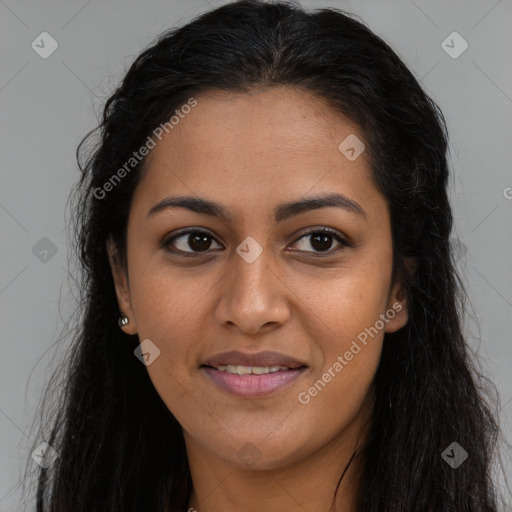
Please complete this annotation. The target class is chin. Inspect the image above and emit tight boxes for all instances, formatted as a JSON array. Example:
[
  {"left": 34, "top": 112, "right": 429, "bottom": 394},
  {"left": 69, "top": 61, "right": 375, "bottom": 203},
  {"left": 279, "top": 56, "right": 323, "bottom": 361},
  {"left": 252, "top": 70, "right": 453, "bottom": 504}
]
[{"left": 215, "top": 435, "right": 312, "bottom": 471}]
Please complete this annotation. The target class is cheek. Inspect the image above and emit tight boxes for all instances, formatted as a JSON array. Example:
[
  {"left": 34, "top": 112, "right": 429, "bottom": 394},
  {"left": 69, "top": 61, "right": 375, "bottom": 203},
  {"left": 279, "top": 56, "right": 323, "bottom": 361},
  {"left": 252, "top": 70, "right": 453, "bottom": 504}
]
[
  {"left": 290, "top": 277, "right": 387, "bottom": 454},
  {"left": 298, "top": 289, "right": 386, "bottom": 417},
  {"left": 127, "top": 271, "right": 203, "bottom": 398},
  {"left": 129, "top": 263, "right": 204, "bottom": 340},
  {"left": 301, "top": 260, "right": 391, "bottom": 350},
  {"left": 294, "top": 260, "right": 390, "bottom": 409}
]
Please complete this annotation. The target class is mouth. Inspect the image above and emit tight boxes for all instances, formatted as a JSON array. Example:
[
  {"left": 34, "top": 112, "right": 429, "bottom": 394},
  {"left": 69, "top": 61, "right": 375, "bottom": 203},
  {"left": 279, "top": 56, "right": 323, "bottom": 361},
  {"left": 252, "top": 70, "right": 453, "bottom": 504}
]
[
  {"left": 200, "top": 350, "right": 308, "bottom": 398},
  {"left": 204, "top": 364, "right": 302, "bottom": 374}
]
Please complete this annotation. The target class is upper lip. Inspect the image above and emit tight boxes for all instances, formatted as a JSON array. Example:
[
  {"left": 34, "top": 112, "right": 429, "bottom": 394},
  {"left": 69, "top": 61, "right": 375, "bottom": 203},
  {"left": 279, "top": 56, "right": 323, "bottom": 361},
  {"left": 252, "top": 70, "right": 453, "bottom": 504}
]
[{"left": 202, "top": 350, "right": 307, "bottom": 369}]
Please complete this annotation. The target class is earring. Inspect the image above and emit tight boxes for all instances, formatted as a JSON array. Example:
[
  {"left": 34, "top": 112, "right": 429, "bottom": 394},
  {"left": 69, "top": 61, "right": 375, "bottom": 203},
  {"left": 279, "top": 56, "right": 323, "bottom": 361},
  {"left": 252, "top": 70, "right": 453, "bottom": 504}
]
[{"left": 118, "top": 313, "right": 129, "bottom": 328}]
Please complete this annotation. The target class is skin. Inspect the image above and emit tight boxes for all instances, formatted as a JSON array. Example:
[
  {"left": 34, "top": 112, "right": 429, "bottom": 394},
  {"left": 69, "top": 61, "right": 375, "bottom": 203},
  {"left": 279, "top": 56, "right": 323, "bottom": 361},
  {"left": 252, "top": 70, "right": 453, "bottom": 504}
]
[{"left": 107, "top": 87, "right": 411, "bottom": 512}]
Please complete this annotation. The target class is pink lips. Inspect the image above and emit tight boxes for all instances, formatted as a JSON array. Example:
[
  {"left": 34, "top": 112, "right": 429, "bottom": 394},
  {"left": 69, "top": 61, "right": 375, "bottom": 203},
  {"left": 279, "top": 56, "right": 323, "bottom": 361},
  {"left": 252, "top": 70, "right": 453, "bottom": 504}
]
[
  {"left": 202, "top": 350, "right": 306, "bottom": 369},
  {"left": 201, "top": 366, "right": 307, "bottom": 398},
  {"left": 201, "top": 350, "right": 308, "bottom": 398}
]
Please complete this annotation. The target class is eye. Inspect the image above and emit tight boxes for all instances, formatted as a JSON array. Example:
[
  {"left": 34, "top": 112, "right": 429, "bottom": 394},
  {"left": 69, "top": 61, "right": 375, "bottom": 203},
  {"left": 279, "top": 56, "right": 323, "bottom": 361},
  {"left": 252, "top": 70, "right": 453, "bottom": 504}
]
[
  {"left": 162, "top": 227, "right": 348, "bottom": 256},
  {"left": 163, "top": 230, "right": 222, "bottom": 255},
  {"left": 290, "top": 227, "right": 348, "bottom": 254}
]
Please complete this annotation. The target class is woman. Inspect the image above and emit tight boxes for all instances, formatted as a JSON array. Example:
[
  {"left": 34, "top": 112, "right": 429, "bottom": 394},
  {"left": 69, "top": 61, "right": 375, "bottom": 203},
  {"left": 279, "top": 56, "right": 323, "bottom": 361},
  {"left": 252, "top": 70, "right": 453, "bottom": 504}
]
[{"left": 29, "top": 1, "right": 505, "bottom": 510}]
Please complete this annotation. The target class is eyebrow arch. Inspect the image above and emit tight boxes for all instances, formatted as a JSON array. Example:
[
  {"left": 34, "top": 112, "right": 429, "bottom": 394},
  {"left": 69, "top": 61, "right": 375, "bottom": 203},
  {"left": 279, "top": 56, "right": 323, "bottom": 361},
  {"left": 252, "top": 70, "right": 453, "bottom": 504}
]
[{"left": 146, "top": 193, "right": 367, "bottom": 223}]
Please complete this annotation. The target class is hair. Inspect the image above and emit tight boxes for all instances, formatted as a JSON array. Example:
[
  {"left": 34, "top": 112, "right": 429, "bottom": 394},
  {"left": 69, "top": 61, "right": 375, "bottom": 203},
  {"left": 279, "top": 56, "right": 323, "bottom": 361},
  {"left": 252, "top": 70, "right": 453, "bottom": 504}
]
[{"left": 25, "top": 1, "right": 507, "bottom": 510}]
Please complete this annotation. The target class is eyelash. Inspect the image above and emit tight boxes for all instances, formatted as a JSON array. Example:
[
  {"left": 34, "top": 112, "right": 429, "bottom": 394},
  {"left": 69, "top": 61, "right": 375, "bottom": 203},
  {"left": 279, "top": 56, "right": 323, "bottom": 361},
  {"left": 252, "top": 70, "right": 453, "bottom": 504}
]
[{"left": 162, "top": 227, "right": 349, "bottom": 257}]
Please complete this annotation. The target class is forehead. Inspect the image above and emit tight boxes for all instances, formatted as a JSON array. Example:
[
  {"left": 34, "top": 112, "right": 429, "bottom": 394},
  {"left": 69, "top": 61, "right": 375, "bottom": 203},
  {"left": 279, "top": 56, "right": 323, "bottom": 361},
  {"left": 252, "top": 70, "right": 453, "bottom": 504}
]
[
  {"left": 131, "top": 87, "right": 382, "bottom": 224},
  {"left": 151, "top": 86, "right": 364, "bottom": 160}
]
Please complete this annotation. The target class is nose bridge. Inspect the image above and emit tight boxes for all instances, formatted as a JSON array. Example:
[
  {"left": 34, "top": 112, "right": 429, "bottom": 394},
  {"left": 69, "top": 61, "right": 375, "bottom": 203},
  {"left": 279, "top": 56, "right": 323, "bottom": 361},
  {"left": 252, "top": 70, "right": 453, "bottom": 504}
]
[
  {"left": 230, "top": 238, "right": 275, "bottom": 306},
  {"left": 215, "top": 237, "right": 289, "bottom": 332}
]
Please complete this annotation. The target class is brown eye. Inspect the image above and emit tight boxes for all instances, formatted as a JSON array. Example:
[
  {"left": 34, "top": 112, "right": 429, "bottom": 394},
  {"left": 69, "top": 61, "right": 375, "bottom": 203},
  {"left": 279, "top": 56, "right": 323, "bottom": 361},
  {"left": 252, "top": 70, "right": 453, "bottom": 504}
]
[
  {"left": 164, "top": 230, "right": 222, "bottom": 254},
  {"left": 291, "top": 228, "right": 347, "bottom": 254}
]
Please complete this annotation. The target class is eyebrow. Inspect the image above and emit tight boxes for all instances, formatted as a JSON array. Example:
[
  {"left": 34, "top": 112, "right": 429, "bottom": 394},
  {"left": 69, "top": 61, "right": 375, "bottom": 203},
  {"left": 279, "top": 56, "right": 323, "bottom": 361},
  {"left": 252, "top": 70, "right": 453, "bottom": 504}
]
[{"left": 146, "top": 193, "right": 367, "bottom": 223}]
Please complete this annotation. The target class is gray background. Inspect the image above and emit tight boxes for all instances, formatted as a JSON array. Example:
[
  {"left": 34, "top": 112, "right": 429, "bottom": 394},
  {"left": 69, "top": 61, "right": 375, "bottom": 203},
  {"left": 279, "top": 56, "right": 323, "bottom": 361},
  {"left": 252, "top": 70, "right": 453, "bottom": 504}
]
[{"left": 1, "top": 0, "right": 511, "bottom": 510}]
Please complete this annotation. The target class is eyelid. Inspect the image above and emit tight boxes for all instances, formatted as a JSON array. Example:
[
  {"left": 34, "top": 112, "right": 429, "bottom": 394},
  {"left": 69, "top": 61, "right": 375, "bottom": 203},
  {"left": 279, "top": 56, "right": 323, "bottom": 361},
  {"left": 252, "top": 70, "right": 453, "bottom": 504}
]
[
  {"left": 162, "top": 226, "right": 349, "bottom": 255},
  {"left": 291, "top": 226, "right": 350, "bottom": 247},
  {"left": 161, "top": 228, "right": 222, "bottom": 255}
]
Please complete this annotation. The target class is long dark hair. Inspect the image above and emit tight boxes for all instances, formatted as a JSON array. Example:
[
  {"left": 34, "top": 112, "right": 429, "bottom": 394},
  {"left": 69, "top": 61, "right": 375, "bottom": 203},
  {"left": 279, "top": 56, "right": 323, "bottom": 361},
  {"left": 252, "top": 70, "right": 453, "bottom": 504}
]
[{"left": 25, "top": 1, "right": 506, "bottom": 510}]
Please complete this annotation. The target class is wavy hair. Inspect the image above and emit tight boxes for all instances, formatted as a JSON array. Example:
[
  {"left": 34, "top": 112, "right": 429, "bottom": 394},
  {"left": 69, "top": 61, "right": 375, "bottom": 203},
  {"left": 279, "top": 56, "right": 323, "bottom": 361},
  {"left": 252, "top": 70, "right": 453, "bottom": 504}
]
[{"left": 26, "top": 1, "right": 506, "bottom": 510}]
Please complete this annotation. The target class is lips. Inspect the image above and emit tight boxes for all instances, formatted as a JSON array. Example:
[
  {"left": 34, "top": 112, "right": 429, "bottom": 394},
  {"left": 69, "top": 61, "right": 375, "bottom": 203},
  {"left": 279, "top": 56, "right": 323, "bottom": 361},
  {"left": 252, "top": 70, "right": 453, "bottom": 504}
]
[
  {"left": 200, "top": 350, "right": 308, "bottom": 398},
  {"left": 201, "top": 365, "right": 306, "bottom": 397},
  {"left": 202, "top": 350, "right": 307, "bottom": 370}
]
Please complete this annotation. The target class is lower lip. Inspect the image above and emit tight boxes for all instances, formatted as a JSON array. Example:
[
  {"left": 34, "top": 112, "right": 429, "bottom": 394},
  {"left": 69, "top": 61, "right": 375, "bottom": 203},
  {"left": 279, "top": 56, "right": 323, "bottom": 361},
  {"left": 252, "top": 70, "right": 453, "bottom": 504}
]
[{"left": 201, "top": 366, "right": 307, "bottom": 398}]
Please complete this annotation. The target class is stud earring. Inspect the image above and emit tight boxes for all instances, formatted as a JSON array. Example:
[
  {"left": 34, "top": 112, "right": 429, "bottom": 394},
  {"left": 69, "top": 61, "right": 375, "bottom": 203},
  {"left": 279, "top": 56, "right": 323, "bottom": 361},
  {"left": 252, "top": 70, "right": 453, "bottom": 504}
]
[{"left": 118, "top": 314, "right": 129, "bottom": 328}]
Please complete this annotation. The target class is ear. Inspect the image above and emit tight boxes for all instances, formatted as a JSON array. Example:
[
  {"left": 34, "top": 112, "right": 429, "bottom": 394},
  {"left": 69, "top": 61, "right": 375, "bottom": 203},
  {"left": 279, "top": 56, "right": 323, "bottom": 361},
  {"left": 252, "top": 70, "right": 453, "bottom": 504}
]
[
  {"left": 106, "top": 236, "right": 138, "bottom": 335},
  {"left": 384, "top": 257, "right": 416, "bottom": 333}
]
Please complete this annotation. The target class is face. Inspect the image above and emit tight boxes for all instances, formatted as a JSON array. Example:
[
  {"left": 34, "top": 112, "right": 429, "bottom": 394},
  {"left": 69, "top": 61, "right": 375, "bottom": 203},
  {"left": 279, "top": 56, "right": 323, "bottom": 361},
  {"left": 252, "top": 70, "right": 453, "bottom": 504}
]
[{"left": 108, "top": 87, "right": 409, "bottom": 471}]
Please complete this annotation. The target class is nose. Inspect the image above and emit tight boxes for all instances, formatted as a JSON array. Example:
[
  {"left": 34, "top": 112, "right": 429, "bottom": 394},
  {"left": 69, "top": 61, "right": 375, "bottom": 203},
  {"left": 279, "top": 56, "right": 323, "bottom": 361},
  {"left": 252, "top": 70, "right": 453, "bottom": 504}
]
[{"left": 214, "top": 250, "right": 291, "bottom": 336}]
